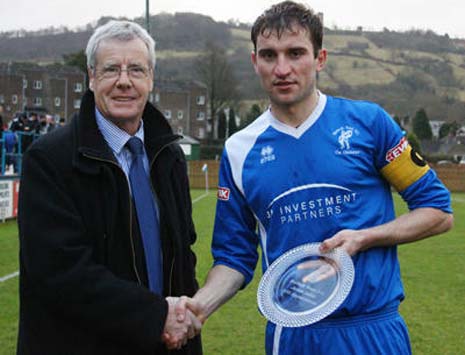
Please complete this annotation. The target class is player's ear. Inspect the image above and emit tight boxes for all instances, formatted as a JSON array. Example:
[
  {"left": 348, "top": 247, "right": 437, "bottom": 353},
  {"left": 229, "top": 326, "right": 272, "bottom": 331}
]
[
  {"left": 316, "top": 49, "right": 327, "bottom": 72},
  {"left": 251, "top": 51, "right": 259, "bottom": 74}
]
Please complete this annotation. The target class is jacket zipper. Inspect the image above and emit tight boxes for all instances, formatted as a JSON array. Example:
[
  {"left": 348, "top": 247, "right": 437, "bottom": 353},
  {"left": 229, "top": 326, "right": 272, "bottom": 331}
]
[
  {"left": 82, "top": 153, "right": 142, "bottom": 286},
  {"left": 149, "top": 138, "right": 181, "bottom": 296},
  {"left": 168, "top": 257, "right": 175, "bottom": 296}
]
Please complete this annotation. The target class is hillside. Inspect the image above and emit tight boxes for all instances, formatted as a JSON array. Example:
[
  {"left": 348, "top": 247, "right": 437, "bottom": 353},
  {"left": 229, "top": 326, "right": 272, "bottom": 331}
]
[{"left": 1, "top": 13, "right": 464, "bottom": 123}]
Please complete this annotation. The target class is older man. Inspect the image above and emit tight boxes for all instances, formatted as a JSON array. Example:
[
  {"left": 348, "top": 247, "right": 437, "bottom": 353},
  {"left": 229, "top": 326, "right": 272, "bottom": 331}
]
[{"left": 17, "top": 21, "right": 202, "bottom": 355}]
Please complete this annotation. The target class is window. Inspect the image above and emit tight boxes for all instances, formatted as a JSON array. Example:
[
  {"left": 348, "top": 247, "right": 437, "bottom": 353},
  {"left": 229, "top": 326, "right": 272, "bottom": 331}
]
[
  {"left": 33, "top": 80, "right": 42, "bottom": 90},
  {"left": 177, "top": 126, "right": 183, "bottom": 135},
  {"left": 177, "top": 110, "right": 184, "bottom": 119},
  {"left": 164, "top": 110, "right": 172, "bottom": 119},
  {"left": 11, "top": 95, "right": 18, "bottom": 104},
  {"left": 198, "top": 127, "right": 205, "bottom": 139},
  {"left": 23, "top": 79, "right": 28, "bottom": 89},
  {"left": 73, "top": 99, "right": 81, "bottom": 109},
  {"left": 155, "top": 93, "right": 160, "bottom": 103},
  {"left": 196, "top": 111, "right": 205, "bottom": 121},
  {"left": 196, "top": 95, "right": 205, "bottom": 105},
  {"left": 54, "top": 97, "right": 61, "bottom": 107},
  {"left": 0, "top": 95, "right": 4, "bottom": 104},
  {"left": 33, "top": 97, "right": 42, "bottom": 106},
  {"left": 74, "top": 83, "right": 83, "bottom": 92}
]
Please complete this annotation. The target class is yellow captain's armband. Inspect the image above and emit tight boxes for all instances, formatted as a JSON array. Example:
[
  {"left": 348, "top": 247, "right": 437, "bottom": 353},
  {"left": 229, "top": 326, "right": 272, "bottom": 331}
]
[{"left": 381, "top": 137, "right": 430, "bottom": 192}]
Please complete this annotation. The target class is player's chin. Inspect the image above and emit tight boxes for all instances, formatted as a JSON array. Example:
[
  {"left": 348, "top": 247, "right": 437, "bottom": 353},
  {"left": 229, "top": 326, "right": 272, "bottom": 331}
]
[{"left": 270, "top": 94, "right": 298, "bottom": 106}]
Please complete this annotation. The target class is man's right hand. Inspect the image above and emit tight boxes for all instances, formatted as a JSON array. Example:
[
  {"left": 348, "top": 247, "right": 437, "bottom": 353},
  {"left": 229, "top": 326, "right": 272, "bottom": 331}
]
[
  {"left": 176, "top": 295, "right": 209, "bottom": 325},
  {"left": 164, "top": 264, "right": 246, "bottom": 349},
  {"left": 162, "top": 297, "right": 202, "bottom": 350}
]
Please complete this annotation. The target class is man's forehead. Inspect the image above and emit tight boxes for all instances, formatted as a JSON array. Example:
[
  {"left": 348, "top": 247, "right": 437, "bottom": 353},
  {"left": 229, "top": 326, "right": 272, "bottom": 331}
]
[
  {"left": 95, "top": 38, "right": 149, "bottom": 63},
  {"left": 256, "top": 26, "right": 312, "bottom": 48}
]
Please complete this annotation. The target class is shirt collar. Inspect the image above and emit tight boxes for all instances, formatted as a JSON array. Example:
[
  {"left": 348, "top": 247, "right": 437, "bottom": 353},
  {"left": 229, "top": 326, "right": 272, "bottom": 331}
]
[{"left": 95, "top": 108, "right": 145, "bottom": 155}]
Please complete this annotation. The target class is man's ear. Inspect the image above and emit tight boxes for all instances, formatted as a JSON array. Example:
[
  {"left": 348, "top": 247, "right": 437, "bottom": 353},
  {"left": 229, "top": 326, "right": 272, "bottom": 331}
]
[
  {"left": 87, "top": 67, "right": 95, "bottom": 91},
  {"left": 316, "top": 48, "right": 327, "bottom": 72},
  {"left": 251, "top": 51, "right": 259, "bottom": 75}
]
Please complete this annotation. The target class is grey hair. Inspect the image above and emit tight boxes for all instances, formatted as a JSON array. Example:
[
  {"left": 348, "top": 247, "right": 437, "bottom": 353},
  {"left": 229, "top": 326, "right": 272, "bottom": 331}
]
[{"left": 86, "top": 20, "right": 156, "bottom": 69}]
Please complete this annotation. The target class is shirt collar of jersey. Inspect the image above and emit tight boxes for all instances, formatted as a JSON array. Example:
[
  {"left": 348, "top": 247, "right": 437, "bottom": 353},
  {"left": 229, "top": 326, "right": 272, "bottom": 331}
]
[
  {"left": 95, "top": 108, "right": 145, "bottom": 156},
  {"left": 267, "top": 92, "right": 327, "bottom": 139}
]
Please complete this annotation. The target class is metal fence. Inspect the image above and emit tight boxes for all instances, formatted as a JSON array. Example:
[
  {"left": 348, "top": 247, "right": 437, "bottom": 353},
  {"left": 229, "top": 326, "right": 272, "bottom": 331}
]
[{"left": 0, "top": 131, "right": 41, "bottom": 176}]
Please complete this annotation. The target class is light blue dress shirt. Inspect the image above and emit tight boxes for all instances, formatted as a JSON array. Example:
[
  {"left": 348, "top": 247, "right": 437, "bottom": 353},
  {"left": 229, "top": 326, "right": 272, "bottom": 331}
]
[{"left": 95, "top": 108, "right": 150, "bottom": 179}]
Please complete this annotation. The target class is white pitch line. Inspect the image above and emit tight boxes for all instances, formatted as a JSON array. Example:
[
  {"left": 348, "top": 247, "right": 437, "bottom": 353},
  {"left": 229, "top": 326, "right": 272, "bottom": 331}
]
[
  {"left": 0, "top": 271, "right": 19, "bottom": 283},
  {"left": 0, "top": 191, "right": 212, "bottom": 283},
  {"left": 192, "top": 192, "right": 210, "bottom": 203}
]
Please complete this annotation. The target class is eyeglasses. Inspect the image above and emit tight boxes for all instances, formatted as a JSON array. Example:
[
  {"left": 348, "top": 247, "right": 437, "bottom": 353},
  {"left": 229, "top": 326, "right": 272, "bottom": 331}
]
[{"left": 95, "top": 65, "right": 151, "bottom": 80}]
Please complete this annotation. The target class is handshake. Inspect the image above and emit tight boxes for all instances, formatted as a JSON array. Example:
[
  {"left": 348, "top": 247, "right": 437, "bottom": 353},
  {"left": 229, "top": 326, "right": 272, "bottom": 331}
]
[
  {"left": 161, "top": 264, "right": 245, "bottom": 350},
  {"left": 162, "top": 296, "right": 206, "bottom": 350}
]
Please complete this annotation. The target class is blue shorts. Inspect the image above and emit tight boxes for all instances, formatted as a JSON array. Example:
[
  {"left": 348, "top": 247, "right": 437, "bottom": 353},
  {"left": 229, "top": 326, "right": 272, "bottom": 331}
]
[{"left": 266, "top": 307, "right": 411, "bottom": 355}]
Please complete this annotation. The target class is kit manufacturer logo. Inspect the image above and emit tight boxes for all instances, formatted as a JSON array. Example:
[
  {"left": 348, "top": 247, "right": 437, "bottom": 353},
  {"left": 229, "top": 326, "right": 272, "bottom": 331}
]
[{"left": 260, "top": 145, "right": 276, "bottom": 164}]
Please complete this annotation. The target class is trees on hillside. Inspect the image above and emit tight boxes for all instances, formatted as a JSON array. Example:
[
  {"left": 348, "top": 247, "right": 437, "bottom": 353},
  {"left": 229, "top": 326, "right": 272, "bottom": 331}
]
[
  {"left": 63, "top": 49, "right": 88, "bottom": 87},
  {"left": 407, "top": 132, "right": 422, "bottom": 153},
  {"left": 439, "top": 120, "right": 460, "bottom": 139},
  {"left": 240, "top": 104, "right": 263, "bottom": 129},
  {"left": 228, "top": 107, "right": 238, "bottom": 137},
  {"left": 412, "top": 108, "right": 433, "bottom": 140},
  {"left": 194, "top": 41, "right": 238, "bottom": 139},
  {"left": 216, "top": 107, "right": 239, "bottom": 139},
  {"left": 217, "top": 110, "right": 227, "bottom": 139}
]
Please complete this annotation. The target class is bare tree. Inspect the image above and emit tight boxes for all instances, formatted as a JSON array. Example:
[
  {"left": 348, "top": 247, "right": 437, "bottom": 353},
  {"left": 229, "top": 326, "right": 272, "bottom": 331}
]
[
  {"left": 194, "top": 41, "right": 238, "bottom": 138},
  {"left": 63, "top": 49, "right": 89, "bottom": 88}
]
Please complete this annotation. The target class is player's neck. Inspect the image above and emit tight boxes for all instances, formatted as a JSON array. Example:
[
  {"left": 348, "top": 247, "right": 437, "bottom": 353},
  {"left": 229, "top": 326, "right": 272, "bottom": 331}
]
[{"left": 270, "top": 90, "right": 320, "bottom": 128}]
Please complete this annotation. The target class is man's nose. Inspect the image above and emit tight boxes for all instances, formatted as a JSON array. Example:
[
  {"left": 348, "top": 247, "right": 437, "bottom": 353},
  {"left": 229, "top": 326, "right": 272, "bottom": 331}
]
[
  {"left": 274, "top": 56, "right": 291, "bottom": 77},
  {"left": 116, "top": 69, "right": 132, "bottom": 87}
]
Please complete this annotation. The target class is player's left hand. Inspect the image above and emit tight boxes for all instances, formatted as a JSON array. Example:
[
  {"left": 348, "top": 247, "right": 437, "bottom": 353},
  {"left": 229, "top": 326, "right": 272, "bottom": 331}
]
[{"left": 319, "top": 229, "right": 366, "bottom": 256}]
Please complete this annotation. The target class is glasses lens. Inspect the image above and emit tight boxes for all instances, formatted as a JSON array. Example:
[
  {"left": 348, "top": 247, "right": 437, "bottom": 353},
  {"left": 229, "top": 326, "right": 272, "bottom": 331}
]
[
  {"left": 128, "top": 66, "right": 148, "bottom": 79},
  {"left": 98, "top": 65, "right": 149, "bottom": 79},
  {"left": 100, "top": 66, "right": 120, "bottom": 79}
]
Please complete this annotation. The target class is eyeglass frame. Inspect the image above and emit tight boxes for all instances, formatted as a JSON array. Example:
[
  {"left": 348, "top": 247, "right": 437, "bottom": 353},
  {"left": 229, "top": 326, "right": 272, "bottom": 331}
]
[{"left": 91, "top": 63, "right": 153, "bottom": 80}]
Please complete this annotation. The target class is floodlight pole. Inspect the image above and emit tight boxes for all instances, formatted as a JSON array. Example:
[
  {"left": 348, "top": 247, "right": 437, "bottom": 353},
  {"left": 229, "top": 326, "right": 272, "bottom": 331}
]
[{"left": 145, "top": 0, "right": 150, "bottom": 33}]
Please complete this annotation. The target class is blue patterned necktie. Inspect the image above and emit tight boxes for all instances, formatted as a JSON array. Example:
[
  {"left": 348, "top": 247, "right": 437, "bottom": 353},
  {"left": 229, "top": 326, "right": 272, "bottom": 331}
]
[{"left": 126, "top": 137, "right": 163, "bottom": 294}]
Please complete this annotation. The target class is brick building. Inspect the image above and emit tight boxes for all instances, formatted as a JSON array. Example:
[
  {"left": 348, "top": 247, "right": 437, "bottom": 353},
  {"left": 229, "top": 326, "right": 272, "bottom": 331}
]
[
  {"left": 152, "top": 80, "right": 209, "bottom": 140},
  {"left": 0, "top": 62, "right": 86, "bottom": 123},
  {"left": 0, "top": 63, "right": 209, "bottom": 142}
]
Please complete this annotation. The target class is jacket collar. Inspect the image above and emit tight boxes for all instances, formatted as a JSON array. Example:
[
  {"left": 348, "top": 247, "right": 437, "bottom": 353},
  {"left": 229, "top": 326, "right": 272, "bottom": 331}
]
[{"left": 73, "top": 90, "right": 181, "bottom": 171}]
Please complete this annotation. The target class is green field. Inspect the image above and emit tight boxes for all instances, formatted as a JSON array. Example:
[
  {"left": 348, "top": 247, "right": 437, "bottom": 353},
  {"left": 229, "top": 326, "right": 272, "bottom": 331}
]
[{"left": 1, "top": 191, "right": 464, "bottom": 354}]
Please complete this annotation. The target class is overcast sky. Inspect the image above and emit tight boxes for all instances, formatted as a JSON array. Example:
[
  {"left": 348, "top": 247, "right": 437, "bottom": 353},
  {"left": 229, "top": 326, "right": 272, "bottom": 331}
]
[{"left": 1, "top": 0, "right": 464, "bottom": 39}]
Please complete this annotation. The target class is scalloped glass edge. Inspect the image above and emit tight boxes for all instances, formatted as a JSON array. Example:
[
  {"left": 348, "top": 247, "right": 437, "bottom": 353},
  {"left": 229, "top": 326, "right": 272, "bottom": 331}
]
[{"left": 257, "top": 243, "right": 355, "bottom": 327}]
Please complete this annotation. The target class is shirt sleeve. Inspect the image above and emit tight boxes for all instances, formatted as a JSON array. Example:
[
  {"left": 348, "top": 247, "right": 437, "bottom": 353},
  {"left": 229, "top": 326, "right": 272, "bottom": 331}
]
[
  {"left": 211, "top": 149, "right": 259, "bottom": 287},
  {"left": 373, "top": 106, "right": 452, "bottom": 213}
]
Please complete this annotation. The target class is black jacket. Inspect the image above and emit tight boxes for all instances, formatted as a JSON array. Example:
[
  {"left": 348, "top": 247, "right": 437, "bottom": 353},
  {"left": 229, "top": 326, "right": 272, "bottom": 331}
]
[{"left": 17, "top": 91, "right": 202, "bottom": 355}]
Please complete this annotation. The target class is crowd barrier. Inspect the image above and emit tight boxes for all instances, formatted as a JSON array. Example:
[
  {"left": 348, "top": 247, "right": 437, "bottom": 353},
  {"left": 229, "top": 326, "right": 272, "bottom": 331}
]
[{"left": 1, "top": 131, "right": 41, "bottom": 176}]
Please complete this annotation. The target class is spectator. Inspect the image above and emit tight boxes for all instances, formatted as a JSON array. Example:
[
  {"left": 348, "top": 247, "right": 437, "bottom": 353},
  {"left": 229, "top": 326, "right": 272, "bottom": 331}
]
[{"left": 3, "top": 130, "right": 17, "bottom": 173}]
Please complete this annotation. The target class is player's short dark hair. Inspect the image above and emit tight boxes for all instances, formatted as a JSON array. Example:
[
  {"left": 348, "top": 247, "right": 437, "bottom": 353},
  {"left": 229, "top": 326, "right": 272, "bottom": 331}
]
[{"left": 251, "top": 1, "right": 323, "bottom": 58}]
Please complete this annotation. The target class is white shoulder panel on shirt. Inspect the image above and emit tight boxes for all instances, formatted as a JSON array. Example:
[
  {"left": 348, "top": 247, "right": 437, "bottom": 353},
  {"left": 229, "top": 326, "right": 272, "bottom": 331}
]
[{"left": 224, "top": 111, "right": 272, "bottom": 195}]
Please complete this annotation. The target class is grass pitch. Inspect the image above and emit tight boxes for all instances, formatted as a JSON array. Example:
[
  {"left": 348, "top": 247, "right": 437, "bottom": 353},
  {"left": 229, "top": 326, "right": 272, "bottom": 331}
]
[{"left": 0, "top": 191, "right": 463, "bottom": 354}]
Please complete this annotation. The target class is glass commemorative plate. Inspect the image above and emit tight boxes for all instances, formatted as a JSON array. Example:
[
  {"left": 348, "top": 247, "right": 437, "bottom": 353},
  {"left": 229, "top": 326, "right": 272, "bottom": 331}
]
[{"left": 257, "top": 243, "right": 354, "bottom": 327}]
